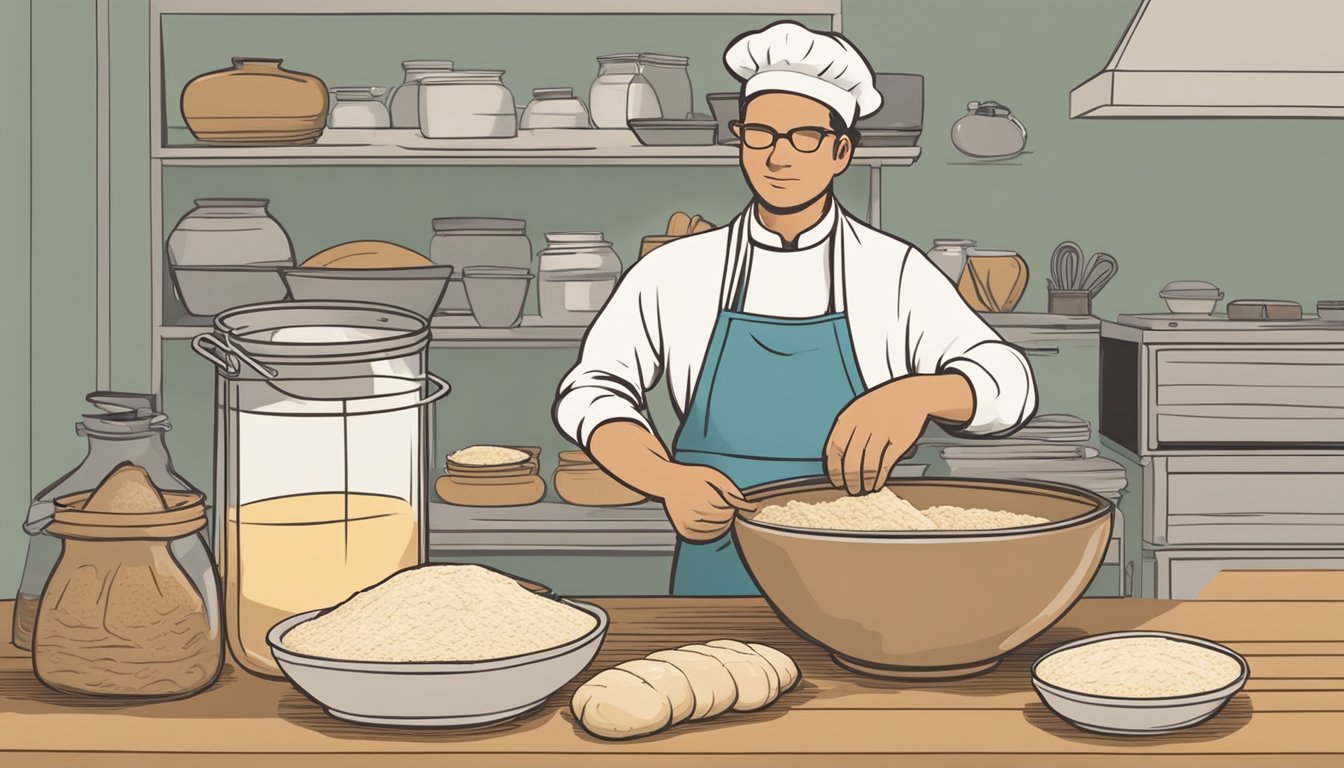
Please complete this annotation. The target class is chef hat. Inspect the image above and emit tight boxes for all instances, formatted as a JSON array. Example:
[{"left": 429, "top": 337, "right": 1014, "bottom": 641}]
[{"left": 724, "top": 21, "right": 881, "bottom": 127}]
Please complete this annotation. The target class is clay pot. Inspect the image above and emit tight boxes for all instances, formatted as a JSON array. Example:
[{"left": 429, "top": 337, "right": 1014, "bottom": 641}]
[
  {"left": 182, "top": 58, "right": 328, "bottom": 145},
  {"left": 553, "top": 450, "right": 647, "bottom": 507}
]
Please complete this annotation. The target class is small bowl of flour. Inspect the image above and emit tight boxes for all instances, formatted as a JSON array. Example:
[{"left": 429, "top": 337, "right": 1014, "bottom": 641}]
[
  {"left": 1031, "top": 631, "right": 1249, "bottom": 735},
  {"left": 268, "top": 564, "right": 607, "bottom": 727}
]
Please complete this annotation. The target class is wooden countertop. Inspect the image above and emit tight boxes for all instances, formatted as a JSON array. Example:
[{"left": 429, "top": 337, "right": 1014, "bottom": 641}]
[{"left": 3, "top": 570, "right": 1342, "bottom": 767}]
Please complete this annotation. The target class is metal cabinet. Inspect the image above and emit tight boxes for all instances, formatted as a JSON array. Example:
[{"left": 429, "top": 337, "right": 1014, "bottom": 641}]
[{"left": 1103, "top": 317, "right": 1344, "bottom": 598}]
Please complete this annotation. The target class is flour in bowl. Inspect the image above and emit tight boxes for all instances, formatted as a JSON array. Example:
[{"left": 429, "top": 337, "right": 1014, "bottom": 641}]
[
  {"left": 754, "top": 488, "right": 1047, "bottom": 531},
  {"left": 281, "top": 565, "right": 597, "bottom": 662},
  {"left": 448, "top": 445, "right": 530, "bottom": 466},
  {"left": 1035, "top": 636, "right": 1244, "bottom": 697}
]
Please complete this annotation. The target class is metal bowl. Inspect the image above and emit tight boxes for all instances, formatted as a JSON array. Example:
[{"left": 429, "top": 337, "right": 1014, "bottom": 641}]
[
  {"left": 734, "top": 477, "right": 1112, "bottom": 680},
  {"left": 282, "top": 265, "right": 454, "bottom": 318},
  {"left": 1031, "top": 631, "right": 1249, "bottom": 735},
  {"left": 268, "top": 598, "right": 607, "bottom": 727}
]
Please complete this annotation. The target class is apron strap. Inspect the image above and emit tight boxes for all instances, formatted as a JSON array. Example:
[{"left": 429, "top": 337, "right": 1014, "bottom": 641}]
[{"left": 726, "top": 203, "right": 845, "bottom": 314}]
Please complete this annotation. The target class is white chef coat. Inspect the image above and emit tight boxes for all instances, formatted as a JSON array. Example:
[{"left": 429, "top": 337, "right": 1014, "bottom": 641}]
[
  {"left": 740, "top": 201, "right": 838, "bottom": 317},
  {"left": 553, "top": 204, "right": 1038, "bottom": 451}
]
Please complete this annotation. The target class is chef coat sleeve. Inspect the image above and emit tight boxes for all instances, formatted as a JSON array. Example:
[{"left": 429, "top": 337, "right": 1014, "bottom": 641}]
[
  {"left": 898, "top": 248, "right": 1037, "bottom": 436},
  {"left": 553, "top": 259, "right": 664, "bottom": 450}
]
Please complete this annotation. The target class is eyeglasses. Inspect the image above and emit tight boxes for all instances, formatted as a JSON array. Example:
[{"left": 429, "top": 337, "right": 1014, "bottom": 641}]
[{"left": 731, "top": 121, "right": 837, "bottom": 153}]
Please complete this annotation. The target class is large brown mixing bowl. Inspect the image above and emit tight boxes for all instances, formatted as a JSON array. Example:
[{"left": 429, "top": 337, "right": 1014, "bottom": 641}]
[{"left": 734, "top": 477, "right": 1112, "bottom": 680}]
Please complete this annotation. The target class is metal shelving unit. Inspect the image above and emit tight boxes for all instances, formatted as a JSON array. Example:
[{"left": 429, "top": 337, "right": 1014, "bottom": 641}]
[{"left": 145, "top": 0, "right": 871, "bottom": 393}]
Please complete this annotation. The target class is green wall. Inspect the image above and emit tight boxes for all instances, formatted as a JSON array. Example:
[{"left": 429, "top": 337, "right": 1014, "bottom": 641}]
[
  {"left": 6, "top": 1, "right": 1344, "bottom": 598},
  {"left": 1, "top": 0, "right": 34, "bottom": 596}
]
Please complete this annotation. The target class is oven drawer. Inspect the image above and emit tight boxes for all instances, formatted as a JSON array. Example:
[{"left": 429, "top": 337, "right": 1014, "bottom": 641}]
[
  {"left": 1152, "top": 347, "right": 1344, "bottom": 446},
  {"left": 1145, "top": 455, "right": 1344, "bottom": 545},
  {"left": 1149, "top": 547, "right": 1344, "bottom": 599}
]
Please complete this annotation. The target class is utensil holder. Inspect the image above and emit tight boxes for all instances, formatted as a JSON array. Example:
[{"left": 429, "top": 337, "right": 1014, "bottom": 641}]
[{"left": 1049, "top": 290, "right": 1091, "bottom": 316}]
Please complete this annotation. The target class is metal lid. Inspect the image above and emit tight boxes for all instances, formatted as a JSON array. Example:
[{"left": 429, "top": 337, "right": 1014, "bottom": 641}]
[
  {"left": 639, "top": 53, "right": 690, "bottom": 66},
  {"left": 193, "top": 197, "right": 269, "bottom": 208},
  {"left": 932, "top": 238, "right": 976, "bottom": 247},
  {"left": 1160, "top": 280, "right": 1219, "bottom": 293},
  {"left": 402, "top": 59, "right": 454, "bottom": 70},
  {"left": 331, "top": 86, "right": 386, "bottom": 101},
  {"left": 431, "top": 217, "right": 527, "bottom": 233},
  {"left": 596, "top": 53, "right": 689, "bottom": 66},
  {"left": 532, "top": 87, "right": 574, "bottom": 99},
  {"left": 419, "top": 71, "right": 505, "bottom": 85},
  {"left": 198, "top": 301, "right": 429, "bottom": 378},
  {"left": 77, "top": 392, "right": 171, "bottom": 436},
  {"left": 545, "top": 231, "right": 606, "bottom": 243}
]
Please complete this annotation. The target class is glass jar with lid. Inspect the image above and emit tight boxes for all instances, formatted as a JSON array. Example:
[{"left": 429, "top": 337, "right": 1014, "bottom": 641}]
[
  {"left": 192, "top": 302, "right": 449, "bottom": 677},
  {"left": 418, "top": 71, "right": 517, "bottom": 139},
  {"left": 13, "top": 393, "right": 211, "bottom": 651},
  {"left": 389, "top": 60, "right": 454, "bottom": 128},
  {"left": 537, "top": 232, "right": 623, "bottom": 326},
  {"left": 927, "top": 239, "right": 976, "bottom": 283},
  {"left": 520, "top": 88, "right": 592, "bottom": 130},
  {"left": 429, "top": 217, "right": 532, "bottom": 314},
  {"left": 589, "top": 55, "right": 661, "bottom": 127},
  {"left": 329, "top": 86, "right": 390, "bottom": 128},
  {"left": 34, "top": 463, "right": 222, "bottom": 699}
]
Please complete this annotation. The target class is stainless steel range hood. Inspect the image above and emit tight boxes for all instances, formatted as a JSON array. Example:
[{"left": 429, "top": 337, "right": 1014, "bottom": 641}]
[{"left": 1071, "top": 0, "right": 1344, "bottom": 118}]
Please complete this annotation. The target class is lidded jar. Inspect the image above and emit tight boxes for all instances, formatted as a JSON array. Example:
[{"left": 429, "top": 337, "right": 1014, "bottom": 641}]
[
  {"left": 181, "top": 57, "right": 328, "bottom": 145},
  {"left": 520, "top": 88, "right": 592, "bottom": 130},
  {"left": 418, "top": 71, "right": 517, "bottom": 139},
  {"left": 168, "top": 198, "right": 294, "bottom": 267},
  {"left": 389, "top": 60, "right": 455, "bottom": 128},
  {"left": 329, "top": 86, "right": 390, "bottom": 128},
  {"left": 34, "top": 463, "right": 222, "bottom": 698},
  {"left": 926, "top": 239, "right": 975, "bottom": 283},
  {"left": 537, "top": 232, "right": 623, "bottom": 326},
  {"left": 192, "top": 302, "right": 449, "bottom": 677},
  {"left": 589, "top": 54, "right": 660, "bottom": 127},
  {"left": 429, "top": 217, "right": 532, "bottom": 314},
  {"left": 13, "top": 393, "right": 210, "bottom": 652}
]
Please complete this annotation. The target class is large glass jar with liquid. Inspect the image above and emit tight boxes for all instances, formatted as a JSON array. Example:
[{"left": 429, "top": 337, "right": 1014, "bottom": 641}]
[{"left": 192, "top": 302, "right": 449, "bottom": 677}]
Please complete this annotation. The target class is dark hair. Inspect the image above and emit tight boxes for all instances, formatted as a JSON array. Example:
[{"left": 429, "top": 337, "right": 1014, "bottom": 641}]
[{"left": 827, "top": 108, "right": 861, "bottom": 157}]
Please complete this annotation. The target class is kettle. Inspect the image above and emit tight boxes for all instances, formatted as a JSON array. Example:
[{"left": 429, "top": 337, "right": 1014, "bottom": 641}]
[{"left": 951, "top": 101, "right": 1027, "bottom": 160}]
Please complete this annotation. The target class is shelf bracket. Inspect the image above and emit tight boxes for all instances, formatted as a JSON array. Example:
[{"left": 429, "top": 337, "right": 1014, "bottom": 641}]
[{"left": 866, "top": 163, "right": 882, "bottom": 228}]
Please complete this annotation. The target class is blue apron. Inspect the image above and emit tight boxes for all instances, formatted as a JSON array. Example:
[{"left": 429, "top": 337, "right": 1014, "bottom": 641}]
[{"left": 669, "top": 212, "right": 863, "bottom": 596}]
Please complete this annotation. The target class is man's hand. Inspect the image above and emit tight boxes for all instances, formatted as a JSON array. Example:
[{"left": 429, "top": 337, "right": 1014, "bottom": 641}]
[
  {"left": 824, "top": 374, "right": 975, "bottom": 495},
  {"left": 655, "top": 464, "right": 756, "bottom": 542}
]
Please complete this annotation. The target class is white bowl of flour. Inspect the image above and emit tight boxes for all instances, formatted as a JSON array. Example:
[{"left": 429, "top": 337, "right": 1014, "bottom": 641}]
[
  {"left": 267, "top": 564, "right": 608, "bottom": 727},
  {"left": 1031, "top": 630, "right": 1249, "bottom": 735}
]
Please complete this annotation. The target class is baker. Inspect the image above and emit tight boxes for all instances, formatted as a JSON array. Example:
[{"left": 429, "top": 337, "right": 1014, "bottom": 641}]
[{"left": 554, "top": 21, "right": 1038, "bottom": 596}]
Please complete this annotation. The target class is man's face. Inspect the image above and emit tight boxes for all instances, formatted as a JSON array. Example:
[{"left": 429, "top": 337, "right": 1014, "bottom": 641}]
[{"left": 735, "top": 92, "right": 853, "bottom": 212}]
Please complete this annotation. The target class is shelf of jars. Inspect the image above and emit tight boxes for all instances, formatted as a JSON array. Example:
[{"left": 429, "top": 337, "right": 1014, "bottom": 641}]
[
  {"left": 159, "top": 313, "right": 1099, "bottom": 348},
  {"left": 156, "top": 128, "right": 921, "bottom": 168},
  {"left": 151, "top": 0, "right": 840, "bottom": 18}
]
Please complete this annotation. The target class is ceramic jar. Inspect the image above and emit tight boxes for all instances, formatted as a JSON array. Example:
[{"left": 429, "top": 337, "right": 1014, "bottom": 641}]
[
  {"left": 926, "top": 239, "right": 975, "bottom": 283},
  {"left": 951, "top": 101, "right": 1028, "bottom": 160},
  {"left": 429, "top": 218, "right": 532, "bottom": 314},
  {"left": 329, "top": 87, "right": 390, "bottom": 128},
  {"left": 553, "top": 450, "right": 646, "bottom": 507},
  {"left": 168, "top": 198, "right": 293, "bottom": 267},
  {"left": 418, "top": 71, "right": 517, "bottom": 139},
  {"left": 589, "top": 54, "right": 696, "bottom": 127},
  {"left": 436, "top": 446, "right": 546, "bottom": 507},
  {"left": 520, "top": 88, "right": 592, "bottom": 129},
  {"left": 181, "top": 58, "right": 328, "bottom": 145},
  {"left": 388, "top": 60, "right": 455, "bottom": 128},
  {"left": 537, "top": 232, "right": 622, "bottom": 326}
]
